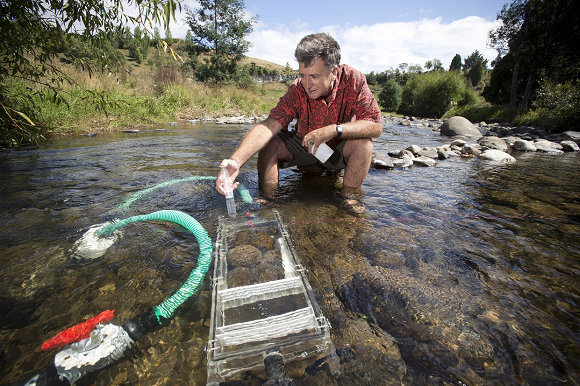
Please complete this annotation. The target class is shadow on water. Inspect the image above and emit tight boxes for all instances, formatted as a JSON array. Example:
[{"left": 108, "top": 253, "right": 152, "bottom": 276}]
[{"left": 1, "top": 123, "right": 580, "bottom": 385}]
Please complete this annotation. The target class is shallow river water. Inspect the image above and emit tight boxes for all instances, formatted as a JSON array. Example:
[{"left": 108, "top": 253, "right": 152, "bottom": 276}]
[{"left": 1, "top": 121, "right": 579, "bottom": 385}]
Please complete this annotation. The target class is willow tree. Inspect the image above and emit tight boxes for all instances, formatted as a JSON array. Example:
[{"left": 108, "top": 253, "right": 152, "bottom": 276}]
[
  {"left": 185, "top": 0, "right": 258, "bottom": 83},
  {"left": 0, "top": 0, "right": 181, "bottom": 147}
]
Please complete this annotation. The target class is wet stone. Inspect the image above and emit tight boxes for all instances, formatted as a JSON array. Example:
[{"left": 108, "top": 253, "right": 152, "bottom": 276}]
[
  {"left": 231, "top": 228, "right": 277, "bottom": 250},
  {"left": 262, "top": 249, "right": 282, "bottom": 265},
  {"left": 228, "top": 244, "right": 262, "bottom": 268},
  {"left": 227, "top": 267, "right": 255, "bottom": 287},
  {"left": 254, "top": 262, "right": 285, "bottom": 283}
]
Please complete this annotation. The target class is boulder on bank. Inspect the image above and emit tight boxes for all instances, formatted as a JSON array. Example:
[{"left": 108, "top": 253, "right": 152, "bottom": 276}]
[{"left": 440, "top": 116, "right": 482, "bottom": 138}]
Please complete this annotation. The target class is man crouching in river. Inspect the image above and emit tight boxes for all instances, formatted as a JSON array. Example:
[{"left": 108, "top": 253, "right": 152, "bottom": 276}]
[{"left": 216, "top": 32, "right": 382, "bottom": 196}]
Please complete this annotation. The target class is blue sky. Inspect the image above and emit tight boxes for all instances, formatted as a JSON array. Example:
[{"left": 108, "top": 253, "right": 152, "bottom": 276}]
[{"left": 169, "top": 0, "right": 509, "bottom": 73}]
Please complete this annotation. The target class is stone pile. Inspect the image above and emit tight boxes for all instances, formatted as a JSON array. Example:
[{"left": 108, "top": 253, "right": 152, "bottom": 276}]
[
  {"left": 187, "top": 114, "right": 269, "bottom": 125},
  {"left": 372, "top": 115, "right": 580, "bottom": 169}
]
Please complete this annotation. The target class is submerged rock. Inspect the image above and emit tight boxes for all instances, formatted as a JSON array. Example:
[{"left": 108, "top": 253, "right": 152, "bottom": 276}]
[
  {"left": 254, "top": 262, "right": 284, "bottom": 283},
  {"left": 227, "top": 267, "right": 254, "bottom": 287},
  {"left": 233, "top": 230, "right": 276, "bottom": 250},
  {"left": 228, "top": 244, "right": 262, "bottom": 268}
]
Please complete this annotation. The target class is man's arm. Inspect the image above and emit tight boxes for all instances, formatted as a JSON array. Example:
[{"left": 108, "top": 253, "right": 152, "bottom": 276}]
[
  {"left": 231, "top": 117, "right": 284, "bottom": 167},
  {"left": 216, "top": 117, "right": 283, "bottom": 195}
]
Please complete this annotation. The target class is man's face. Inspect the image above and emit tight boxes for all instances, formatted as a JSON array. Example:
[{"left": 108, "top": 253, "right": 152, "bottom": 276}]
[{"left": 298, "top": 58, "right": 337, "bottom": 100}]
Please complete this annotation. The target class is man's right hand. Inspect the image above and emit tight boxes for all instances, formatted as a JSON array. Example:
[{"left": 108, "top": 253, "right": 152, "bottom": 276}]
[{"left": 216, "top": 158, "right": 240, "bottom": 195}]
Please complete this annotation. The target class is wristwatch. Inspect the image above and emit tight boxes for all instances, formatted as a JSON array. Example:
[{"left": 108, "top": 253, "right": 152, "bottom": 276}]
[{"left": 336, "top": 124, "right": 344, "bottom": 138}]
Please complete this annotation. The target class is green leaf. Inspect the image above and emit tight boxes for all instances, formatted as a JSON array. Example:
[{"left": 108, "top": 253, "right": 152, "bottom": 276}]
[{"left": 15, "top": 111, "right": 35, "bottom": 126}]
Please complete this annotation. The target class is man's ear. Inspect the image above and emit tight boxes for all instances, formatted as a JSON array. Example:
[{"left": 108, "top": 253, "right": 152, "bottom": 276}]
[{"left": 332, "top": 66, "right": 338, "bottom": 80}]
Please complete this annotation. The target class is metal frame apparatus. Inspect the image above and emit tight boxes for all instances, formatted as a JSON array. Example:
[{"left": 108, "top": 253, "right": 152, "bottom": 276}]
[{"left": 206, "top": 211, "right": 338, "bottom": 385}]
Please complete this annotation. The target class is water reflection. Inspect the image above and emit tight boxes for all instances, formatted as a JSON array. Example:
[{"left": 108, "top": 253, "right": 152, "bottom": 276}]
[{"left": 0, "top": 123, "right": 579, "bottom": 385}]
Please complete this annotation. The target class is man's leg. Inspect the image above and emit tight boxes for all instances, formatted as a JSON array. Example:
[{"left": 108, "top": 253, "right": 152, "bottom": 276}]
[
  {"left": 342, "top": 138, "right": 374, "bottom": 191},
  {"left": 257, "top": 135, "right": 292, "bottom": 185}
]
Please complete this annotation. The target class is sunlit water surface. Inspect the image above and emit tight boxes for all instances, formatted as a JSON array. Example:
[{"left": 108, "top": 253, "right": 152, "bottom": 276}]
[{"left": 1, "top": 122, "right": 579, "bottom": 385}]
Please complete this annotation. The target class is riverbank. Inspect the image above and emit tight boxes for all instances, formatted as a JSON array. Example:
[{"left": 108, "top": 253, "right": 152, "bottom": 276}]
[
  {"left": 371, "top": 115, "right": 580, "bottom": 170},
  {"left": 33, "top": 66, "right": 288, "bottom": 139}
]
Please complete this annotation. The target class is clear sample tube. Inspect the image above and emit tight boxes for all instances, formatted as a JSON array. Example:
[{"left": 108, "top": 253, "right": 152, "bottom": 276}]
[{"left": 220, "top": 166, "right": 236, "bottom": 217}]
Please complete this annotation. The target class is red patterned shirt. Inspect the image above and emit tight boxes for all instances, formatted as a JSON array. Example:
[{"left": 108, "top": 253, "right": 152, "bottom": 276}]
[{"left": 269, "top": 64, "right": 381, "bottom": 145}]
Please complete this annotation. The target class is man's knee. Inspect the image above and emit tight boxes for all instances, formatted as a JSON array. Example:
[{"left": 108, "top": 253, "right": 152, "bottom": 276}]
[{"left": 343, "top": 138, "right": 374, "bottom": 161}]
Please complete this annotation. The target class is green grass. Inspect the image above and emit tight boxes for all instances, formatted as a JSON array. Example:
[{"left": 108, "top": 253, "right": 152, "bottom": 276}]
[
  {"left": 31, "top": 67, "right": 285, "bottom": 135},
  {"left": 443, "top": 103, "right": 509, "bottom": 123}
]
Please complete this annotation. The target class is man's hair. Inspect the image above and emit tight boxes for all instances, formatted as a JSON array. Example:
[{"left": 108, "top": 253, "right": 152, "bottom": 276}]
[{"left": 294, "top": 33, "right": 341, "bottom": 70}]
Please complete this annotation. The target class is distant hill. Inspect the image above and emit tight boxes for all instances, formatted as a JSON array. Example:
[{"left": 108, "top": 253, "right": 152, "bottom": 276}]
[
  {"left": 240, "top": 57, "right": 296, "bottom": 74},
  {"left": 115, "top": 38, "right": 297, "bottom": 79}
]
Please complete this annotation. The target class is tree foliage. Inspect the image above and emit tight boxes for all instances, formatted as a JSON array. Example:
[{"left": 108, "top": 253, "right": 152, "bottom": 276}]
[
  {"left": 378, "top": 79, "right": 402, "bottom": 112},
  {"left": 449, "top": 54, "right": 462, "bottom": 71},
  {"left": 364, "top": 64, "right": 424, "bottom": 89},
  {"left": 533, "top": 79, "right": 580, "bottom": 130},
  {"left": 398, "top": 71, "right": 477, "bottom": 118},
  {"left": 185, "top": 0, "right": 258, "bottom": 84},
  {"left": 467, "top": 61, "right": 485, "bottom": 87},
  {"left": 463, "top": 50, "right": 488, "bottom": 72},
  {"left": 0, "top": 0, "right": 181, "bottom": 147},
  {"left": 486, "top": 0, "right": 580, "bottom": 110}
]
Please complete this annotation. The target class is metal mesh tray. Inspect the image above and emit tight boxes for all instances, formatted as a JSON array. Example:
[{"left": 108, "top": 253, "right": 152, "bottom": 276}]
[{"left": 206, "top": 211, "right": 338, "bottom": 385}]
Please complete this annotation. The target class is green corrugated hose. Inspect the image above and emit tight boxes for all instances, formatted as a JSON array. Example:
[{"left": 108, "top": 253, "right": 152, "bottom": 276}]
[
  {"left": 96, "top": 210, "right": 213, "bottom": 324},
  {"left": 118, "top": 176, "right": 253, "bottom": 211}
]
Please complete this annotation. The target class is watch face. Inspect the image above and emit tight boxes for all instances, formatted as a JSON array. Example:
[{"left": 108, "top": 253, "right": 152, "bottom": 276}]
[{"left": 337, "top": 125, "right": 344, "bottom": 137}]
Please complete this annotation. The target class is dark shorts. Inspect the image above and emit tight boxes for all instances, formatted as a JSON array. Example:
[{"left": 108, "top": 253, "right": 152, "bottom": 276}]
[{"left": 277, "top": 131, "right": 347, "bottom": 170}]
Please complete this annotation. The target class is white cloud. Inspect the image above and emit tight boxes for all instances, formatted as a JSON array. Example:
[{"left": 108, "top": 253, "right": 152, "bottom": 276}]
[
  {"left": 246, "top": 28, "right": 311, "bottom": 69},
  {"left": 245, "top": 16, "right": 498, "bottom": 73}
]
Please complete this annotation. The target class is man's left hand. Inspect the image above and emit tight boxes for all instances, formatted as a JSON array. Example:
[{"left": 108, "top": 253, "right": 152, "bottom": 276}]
[{"left": 302, "top": 125, "right": 336, "bottom": 154}]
